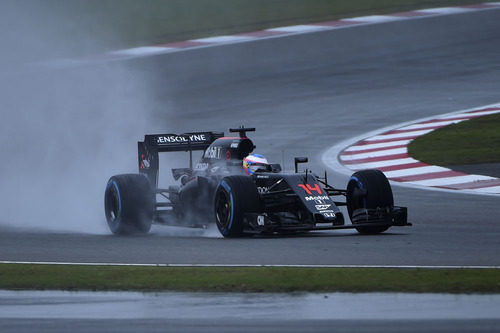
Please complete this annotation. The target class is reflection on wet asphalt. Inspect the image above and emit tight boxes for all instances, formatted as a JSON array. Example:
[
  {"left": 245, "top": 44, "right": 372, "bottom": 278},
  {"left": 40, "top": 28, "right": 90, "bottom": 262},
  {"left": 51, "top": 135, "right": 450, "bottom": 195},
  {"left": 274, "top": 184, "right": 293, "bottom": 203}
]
[{"left": 1, "top": 290, "right": 500, "bottom": 320}]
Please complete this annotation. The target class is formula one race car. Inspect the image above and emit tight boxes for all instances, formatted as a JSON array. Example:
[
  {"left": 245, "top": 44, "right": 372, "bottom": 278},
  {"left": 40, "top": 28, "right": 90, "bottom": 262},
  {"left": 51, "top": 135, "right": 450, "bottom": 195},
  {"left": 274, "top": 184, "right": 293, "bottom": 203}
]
[{"left": 104, "top": 127, "right": 410, "bottom": 237}]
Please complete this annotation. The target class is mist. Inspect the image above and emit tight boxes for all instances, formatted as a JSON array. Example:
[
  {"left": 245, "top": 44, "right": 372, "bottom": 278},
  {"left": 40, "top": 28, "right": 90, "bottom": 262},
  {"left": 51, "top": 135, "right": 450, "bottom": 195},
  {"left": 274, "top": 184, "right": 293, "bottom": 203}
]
[{"left": 0, "top": 2, "right": 157, "bottom": 234}]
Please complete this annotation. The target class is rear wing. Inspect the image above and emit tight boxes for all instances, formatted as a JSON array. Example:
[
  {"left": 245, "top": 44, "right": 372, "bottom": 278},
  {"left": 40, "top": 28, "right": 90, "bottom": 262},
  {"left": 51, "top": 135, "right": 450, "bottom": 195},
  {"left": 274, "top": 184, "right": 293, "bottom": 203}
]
[{"left": 138, "top": 131, "right": 224, "bottom": 186}]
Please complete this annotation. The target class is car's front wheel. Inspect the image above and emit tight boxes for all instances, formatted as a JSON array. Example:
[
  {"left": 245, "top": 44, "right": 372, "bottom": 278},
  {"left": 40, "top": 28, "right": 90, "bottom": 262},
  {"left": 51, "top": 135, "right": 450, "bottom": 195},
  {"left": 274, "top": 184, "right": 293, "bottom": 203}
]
[
  {"left": 214, "top": 176, "right": 261, "bottom": 238},
  {"left": 346, "top": 169, "right": 393, "bottom": 234}
]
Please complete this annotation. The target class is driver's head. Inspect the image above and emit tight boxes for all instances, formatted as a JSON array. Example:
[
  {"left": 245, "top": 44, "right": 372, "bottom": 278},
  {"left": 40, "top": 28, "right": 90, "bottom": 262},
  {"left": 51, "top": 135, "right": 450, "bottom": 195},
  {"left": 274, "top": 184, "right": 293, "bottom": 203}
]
[{"left": 243, "top": 153, "right": 269, "bottom": 175}]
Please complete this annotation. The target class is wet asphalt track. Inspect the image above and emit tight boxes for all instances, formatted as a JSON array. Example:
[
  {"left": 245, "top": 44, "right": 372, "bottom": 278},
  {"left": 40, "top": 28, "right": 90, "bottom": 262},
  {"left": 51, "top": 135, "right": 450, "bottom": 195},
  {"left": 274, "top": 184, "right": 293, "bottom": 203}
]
[
  {"left": 1, "top": 9, "right": 500, "bottom": 266},
  {"left": 1, "top": 290, "right": 500, "bottom": 333}
]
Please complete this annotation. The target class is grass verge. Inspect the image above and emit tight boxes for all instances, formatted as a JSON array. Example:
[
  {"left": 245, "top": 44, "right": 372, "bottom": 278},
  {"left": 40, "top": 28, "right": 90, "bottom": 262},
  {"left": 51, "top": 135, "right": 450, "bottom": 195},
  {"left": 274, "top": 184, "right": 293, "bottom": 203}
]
[
  {"left": 28, "top": 0, "right": 488, "bottom": 58},
  {"left": 408, "top": 113, "right": 500, "bottom": 166},
  {"left": 1, "top": 264, "right": 500, "bottom": 293},
  {"left": 91, "top": 0, "right": 488, "bottom": 47}
]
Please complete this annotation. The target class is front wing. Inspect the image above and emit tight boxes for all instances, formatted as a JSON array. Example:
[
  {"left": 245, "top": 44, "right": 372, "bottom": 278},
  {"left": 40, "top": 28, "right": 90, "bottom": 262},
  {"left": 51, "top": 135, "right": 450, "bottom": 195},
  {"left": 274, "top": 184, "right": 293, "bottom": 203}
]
[{"left": 243, "top": 205, "right": 410, "bottom": 233}]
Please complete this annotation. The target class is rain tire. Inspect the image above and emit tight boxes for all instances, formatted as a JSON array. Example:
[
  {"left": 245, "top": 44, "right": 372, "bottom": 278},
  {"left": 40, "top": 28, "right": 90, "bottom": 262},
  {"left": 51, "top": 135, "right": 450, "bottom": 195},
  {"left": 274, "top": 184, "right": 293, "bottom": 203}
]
[
  {"left": 104, "top": 174, "right": 154, "bottom": 235},
  {"left": 346, "top": 169, "right": 393, "bottom": 235},
  {"left": 214, "top": 176, "right": 261, "bottom": 238}
]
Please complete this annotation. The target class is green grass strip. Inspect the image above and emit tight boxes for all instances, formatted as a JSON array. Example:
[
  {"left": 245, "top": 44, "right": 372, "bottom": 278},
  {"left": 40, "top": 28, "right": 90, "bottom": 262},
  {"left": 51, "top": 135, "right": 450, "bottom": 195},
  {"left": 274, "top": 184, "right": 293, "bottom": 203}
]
[
  {"left": 46, "top": 0, "right": 487, "bottom": 54},
  {"left": 408, "top": 113, "right": 500, "bottom": 166},
  {"left": 1, "top": 264, "right": 500, "bottom": 293},
  {"left": 102, "top": 0, "right": 488, "bottom": 46}
]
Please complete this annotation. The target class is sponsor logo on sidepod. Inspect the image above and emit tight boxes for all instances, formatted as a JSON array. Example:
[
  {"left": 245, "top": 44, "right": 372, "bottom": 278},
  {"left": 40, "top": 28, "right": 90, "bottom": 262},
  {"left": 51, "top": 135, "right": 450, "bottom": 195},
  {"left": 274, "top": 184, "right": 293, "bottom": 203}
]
[{"left": 257, "top": 187, "right": 269, "bottom": 194}]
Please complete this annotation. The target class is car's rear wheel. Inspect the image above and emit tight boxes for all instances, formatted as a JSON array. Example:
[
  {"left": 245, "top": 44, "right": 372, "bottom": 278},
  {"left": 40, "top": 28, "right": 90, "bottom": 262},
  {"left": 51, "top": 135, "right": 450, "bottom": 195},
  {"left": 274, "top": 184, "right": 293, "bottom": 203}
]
[
  {"left": 104, "top": 174, "right": 154, "bottom": 235},
  {"left": 214, "top": 176, "right": 261, "bottom": 238},
  {"left": 346, "top": 169, "right": 393, "bottom": 234}
]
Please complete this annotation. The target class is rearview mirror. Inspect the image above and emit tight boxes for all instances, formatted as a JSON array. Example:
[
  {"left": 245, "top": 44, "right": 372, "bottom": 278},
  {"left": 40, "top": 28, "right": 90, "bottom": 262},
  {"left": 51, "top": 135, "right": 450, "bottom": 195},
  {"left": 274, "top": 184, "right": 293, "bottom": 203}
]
[
  {"left": 269, "top": 163, "right": 282, "bottom": 173},
  {"left": 294, "top": 157, "right": 308, "bottom": 173}
]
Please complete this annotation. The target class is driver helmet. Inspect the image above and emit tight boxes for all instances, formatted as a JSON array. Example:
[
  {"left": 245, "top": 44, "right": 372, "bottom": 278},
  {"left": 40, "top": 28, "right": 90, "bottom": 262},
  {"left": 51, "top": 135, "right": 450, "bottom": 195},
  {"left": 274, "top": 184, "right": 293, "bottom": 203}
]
[{"left": 243, "top": 153, "right": 269, "bottom": 175}]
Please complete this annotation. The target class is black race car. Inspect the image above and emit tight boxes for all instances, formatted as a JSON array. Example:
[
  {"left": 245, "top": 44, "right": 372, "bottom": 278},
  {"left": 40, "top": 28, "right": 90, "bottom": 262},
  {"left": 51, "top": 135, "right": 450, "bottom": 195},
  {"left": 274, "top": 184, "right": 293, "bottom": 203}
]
[{"left": 104, "top": 127, "right": 410, "bottom": 237}]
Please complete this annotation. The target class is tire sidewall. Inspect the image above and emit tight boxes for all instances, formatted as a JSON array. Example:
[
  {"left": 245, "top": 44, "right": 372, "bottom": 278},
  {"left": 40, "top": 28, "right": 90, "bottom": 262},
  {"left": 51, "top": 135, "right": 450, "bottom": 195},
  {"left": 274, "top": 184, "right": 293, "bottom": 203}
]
[{"left": 105, "top": 178, "right": 123, "bottom": 234}]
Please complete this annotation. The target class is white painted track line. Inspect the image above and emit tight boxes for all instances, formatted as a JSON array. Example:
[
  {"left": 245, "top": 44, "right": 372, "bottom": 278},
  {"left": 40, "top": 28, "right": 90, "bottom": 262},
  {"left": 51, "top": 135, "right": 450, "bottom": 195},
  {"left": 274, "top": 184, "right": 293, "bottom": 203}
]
[
  {"left": 344, "top": 139, "right": 412, "bottom": 152},
  {"left": 365, "top": 129, "right": 434, "bottom": 141},
  {"left": 408, "top": 174, "right": 495, "bottom": 186},
  {"left": 341, "top": 15, "right": 403, "bottom": 23},
  {"left": 397, "top": 119, "right": 465, "bottom": 130},
  {"left": 266, "top": 25, "right": 330, "bottom": 33},
  {"left": 469, "top": 185, "right": 500, "bottom": 193},
  {"left": 192, "top": 35, "right": 255, "bottom": 43},
  {"left": 415, "top": 7, "right": 473, "bottom": 14},
  {"left": 341, "top": 147, "right": 407, "bottom": 160},
  {"left": 108, "top": 46, "right": 174, "bottom": 57},
  {"left": 1, "top": 261, "right": 499, "bottom": 269},
  {"left": 383, "top": 165, "right": 447, "bottom": 178},
  {"left": 438, "top": 109, "right": 500, "bottom": 119},
  {"left": 346, "top": 158, "right": 420, "bottom": 170}
]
